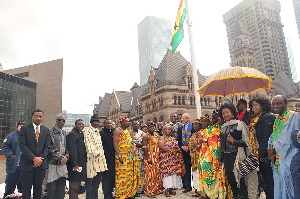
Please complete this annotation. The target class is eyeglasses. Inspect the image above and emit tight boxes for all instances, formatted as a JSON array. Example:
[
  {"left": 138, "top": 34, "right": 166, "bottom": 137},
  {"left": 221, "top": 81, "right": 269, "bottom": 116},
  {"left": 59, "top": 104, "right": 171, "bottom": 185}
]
[{"left": 57, "top": 119, "right": 66, "bottom": 122}]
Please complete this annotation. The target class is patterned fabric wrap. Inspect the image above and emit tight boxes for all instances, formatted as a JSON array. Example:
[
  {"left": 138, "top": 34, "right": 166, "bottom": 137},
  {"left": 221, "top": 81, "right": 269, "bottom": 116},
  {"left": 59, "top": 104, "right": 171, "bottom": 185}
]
[
  {"left": 144, "top": 132, "right": 162, "bottom": 197},
  {"left": 115, "top": 129, "right": 141, "bottom": 199},
  {"left": 197, "top": 123, "right": 231, "bottom": 199},
  {"left": 160, "top": 136, "right": 183, "bottom": 178},
  {"left": 189, "top": 133, "right": 200, "bottom": 172},
  {"left": 182, "top": 122, "right": 193, "bottom": 146},
  {"left": 134, "top": 130, "right": 146, "bottom": 193},
  {"left": 84, "top": 126, "right": 107, "bottom": 178},
  {"left": 248, "top": 115, "right": 260, "bottom": 159},
  {"left": 272, "top": 109, "right": 289, "bottom": 173},
  {"left": 237, "top": 153, "right": 259, "bottom": 177}
]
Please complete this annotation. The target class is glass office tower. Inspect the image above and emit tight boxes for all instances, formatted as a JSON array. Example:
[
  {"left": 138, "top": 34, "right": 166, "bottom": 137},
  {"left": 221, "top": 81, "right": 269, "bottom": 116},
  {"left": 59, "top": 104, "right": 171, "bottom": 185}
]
[{"left": 0, "top": 72, "right": 36, "bottom": 144}]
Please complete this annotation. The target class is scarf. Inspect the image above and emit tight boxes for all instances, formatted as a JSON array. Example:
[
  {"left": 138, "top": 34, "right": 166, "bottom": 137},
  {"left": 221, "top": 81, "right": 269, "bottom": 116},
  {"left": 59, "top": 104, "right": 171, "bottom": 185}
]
[
  {"left": 248, "top": 114, "right": 260, "bottom": 159},
  {"left": 182, "top": 122, "right": 193, "bottom": 146},
  {"left": 272, "top": 109, "right": 289, "bottom": 173},
  {"left": 238, "top": 110, "right": 246, "bottom": 121}
]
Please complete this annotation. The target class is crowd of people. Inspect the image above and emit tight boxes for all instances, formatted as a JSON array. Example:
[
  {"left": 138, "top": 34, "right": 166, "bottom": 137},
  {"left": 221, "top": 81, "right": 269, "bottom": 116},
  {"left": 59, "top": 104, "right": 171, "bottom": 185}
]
[{"left": 1, "top": 94, "right": 300, "bottom": 199}]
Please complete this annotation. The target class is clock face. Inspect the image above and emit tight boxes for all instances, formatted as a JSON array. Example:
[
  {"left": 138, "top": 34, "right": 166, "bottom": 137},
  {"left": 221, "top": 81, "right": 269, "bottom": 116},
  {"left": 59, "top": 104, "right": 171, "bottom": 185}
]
[
  {"left": 244, "top": 37, "right": 251, "bottom": 47},
  {"left": 234, "top": 38, "right": 242, "bottom": 48}
]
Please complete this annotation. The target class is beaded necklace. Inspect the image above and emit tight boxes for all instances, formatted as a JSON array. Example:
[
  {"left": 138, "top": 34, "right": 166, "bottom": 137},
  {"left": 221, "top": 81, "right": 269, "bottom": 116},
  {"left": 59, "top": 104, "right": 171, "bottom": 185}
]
[{"left": 272, "top": 108, "right": 289, "bottom": 173}]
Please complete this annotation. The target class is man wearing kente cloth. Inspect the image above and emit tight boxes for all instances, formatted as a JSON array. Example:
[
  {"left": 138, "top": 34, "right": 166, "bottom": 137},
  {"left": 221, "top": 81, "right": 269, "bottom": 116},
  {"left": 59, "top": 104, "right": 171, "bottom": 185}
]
[
  {"left": 113, "top": 116, "right": 141, "bottom": 199},
  {"left": 268, "top": 95, "right": 300, "bottom": 199}
]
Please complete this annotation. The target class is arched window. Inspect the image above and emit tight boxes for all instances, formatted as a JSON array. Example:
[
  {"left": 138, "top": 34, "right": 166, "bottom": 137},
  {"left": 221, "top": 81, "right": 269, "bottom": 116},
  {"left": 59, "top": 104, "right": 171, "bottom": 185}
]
[
  {"left": 159, "top": 115, "right": 164, "bottom": 122},
  {"left": 153, "top": 117, "right": 157, "bottom": 123},
  {"left": 182, "top": 96, "right": 185, "bottom": 105}
]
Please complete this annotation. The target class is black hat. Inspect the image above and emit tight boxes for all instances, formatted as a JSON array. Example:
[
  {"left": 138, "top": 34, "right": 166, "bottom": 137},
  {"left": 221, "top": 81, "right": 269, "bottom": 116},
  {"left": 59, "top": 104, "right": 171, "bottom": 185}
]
[
  {"left": 90, "top": 114, "right": 100, "bottom": 123},
  {"left": 17, "top": 120, "right": 26, "bottom": 126}
]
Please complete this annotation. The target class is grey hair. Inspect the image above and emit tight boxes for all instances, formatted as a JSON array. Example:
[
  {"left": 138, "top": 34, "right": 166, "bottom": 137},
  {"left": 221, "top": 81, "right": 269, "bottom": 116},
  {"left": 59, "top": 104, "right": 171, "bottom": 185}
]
[{"left": 57, "top": 112, "right": 67, "bottom": 119}]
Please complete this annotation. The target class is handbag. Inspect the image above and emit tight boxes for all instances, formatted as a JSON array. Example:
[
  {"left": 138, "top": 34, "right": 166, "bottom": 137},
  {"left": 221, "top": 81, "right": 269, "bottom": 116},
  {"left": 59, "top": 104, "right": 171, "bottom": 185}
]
[{"left": 237, "top": 148, "right": 259, "bottom": 177}]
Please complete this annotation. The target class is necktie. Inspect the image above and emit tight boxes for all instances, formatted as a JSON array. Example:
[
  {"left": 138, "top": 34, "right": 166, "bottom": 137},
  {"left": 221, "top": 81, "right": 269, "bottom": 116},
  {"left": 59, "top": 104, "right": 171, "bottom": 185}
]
[{"left": 36, "top": 127, "right": 40, "bottom": 142}]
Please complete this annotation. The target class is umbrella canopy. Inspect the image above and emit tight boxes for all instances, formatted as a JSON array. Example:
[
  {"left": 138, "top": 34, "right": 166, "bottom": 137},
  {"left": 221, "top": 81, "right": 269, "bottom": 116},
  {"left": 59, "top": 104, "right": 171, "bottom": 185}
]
[{"left": 197, "top": 66, "right": 272, "bottom": 97}]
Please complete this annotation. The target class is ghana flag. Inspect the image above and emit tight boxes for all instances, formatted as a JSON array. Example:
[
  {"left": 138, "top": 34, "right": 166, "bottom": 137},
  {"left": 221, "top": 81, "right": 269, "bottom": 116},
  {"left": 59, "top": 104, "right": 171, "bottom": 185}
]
[{"left": 170, "top": 0, "right": 186, "bottom": 54}]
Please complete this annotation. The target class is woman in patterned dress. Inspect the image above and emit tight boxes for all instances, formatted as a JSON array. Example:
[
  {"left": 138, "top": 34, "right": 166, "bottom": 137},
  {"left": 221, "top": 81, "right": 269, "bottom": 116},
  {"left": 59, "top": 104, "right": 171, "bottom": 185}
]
[
  {"left": 142, "top": 122, "right": 162, "bottom": 198},
  {"left": 113, "top": 117, "right": 141, "bottom": 199},
  {"left": 188, "top": 119, "right": 202, "bottom": 197},
  {"left": 197, "top": 110, "right": 230, "bottom": 199},
  {"left": 158, "top": 124, "right": 183, "bottom": 197},
  {"left": 84, "top": 114, "right": 107, "bottom": 199}
]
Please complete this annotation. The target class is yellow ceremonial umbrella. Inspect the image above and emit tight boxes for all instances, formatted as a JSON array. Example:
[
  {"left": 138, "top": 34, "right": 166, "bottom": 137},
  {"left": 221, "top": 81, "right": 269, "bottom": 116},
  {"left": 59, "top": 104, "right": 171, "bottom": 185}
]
[{"left": 197, "top": 66, "right": 272, "bottom": 105}]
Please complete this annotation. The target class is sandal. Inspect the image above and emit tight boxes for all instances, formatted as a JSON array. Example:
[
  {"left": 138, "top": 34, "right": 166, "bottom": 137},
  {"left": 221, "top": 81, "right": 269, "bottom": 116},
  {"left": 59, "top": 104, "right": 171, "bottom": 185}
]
[
  {"left": 170, "top": 190, "right": 176, "bottom": 195},
  {"left": 165, "top": 190, "right": 171, "bottom": 197},
  {"left": 191, "top": 192, "right": 201, "bottom": 197}
]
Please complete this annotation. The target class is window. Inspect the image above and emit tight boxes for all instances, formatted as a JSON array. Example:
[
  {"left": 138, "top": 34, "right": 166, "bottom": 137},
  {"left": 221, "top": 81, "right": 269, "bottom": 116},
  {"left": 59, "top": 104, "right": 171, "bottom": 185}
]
[
  {"left": 182, "top": 96, "right": 185, "bottom": 105},
  {"left": 190, "top": 97, "right": 193, "bottom": 105},
  {"left": 178, "top": 96, "right": 181, "bottom": 105},
  {"left": 174, "top": 96, "right": 177, "bottom": 105}
]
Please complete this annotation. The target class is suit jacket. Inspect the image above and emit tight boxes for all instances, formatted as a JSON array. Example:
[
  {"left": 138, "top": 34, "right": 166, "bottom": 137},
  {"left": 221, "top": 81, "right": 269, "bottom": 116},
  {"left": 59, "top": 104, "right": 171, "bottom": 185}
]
[
  {"left": 100, "top": 127, "right": 115, "bottom": 178},
  {"left": 254, "top": 112, "right": 275, "bottom": 158},
  {"left": 177, "top": 122, "right": 195, "bottom": 160},
  {"left": 19, "top": 123, "right": 51, "bottom": 171}
]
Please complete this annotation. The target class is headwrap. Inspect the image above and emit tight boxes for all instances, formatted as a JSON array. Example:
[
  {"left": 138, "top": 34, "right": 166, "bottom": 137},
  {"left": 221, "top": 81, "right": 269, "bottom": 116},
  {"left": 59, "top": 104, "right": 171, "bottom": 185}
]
[
  {"left": 147, "top": 121, "right": 155, "bottom": 127},
  {"left": 119, "top": 116, "right": 128, "bottom": 124},
  {"left": 200, "top": 115, "right": 210, "bottom": 120},
  {"left": 193, "top": 119, "right": 200, "bottom": 124},
  {"left": 212, "top": 109, "right": 219, "bottom": 114},
  {"left": 90, "top": 114, "right": 100, "bottom": 123},
  {"left": 141, "top": 124, "right": 148, "bottom": 129}
]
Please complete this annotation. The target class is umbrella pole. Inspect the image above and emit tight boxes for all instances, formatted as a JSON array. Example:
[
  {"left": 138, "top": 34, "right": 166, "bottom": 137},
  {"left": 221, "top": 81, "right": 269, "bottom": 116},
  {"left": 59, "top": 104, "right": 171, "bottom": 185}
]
[{"left": 232, "top": 78, "right": 236, "bottom": 106}]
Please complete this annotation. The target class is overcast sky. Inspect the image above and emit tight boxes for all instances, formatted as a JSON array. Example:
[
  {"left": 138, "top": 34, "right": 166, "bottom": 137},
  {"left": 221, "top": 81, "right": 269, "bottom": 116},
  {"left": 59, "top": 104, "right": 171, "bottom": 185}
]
[{"left": 0, "top": 0, "right": 299, "bottom": 114}]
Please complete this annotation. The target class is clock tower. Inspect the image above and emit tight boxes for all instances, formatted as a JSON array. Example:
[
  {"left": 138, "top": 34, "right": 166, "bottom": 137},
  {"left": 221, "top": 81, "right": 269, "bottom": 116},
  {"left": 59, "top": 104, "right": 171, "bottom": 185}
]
[{"left": 231, "top": 20, "right": 256, "bottom": 69}]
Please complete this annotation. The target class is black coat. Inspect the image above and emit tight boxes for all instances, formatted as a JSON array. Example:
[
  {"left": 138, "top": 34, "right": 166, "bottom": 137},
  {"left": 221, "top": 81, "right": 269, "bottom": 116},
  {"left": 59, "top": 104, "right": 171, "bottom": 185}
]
[
  {"left": 243, "top": 111, "right": 250, "bottom": 126},
  {"left": 66, "top": 127, "right": 87, "bottom": 181},
  {"left": 19, "top": 123, "right": 51, "bottom": 171},
  {"left": 254, "top": 112, "right": 275, "bottom": 158},
  {"left": 100, "top": 127, "right": 115, "bottom": 178}
]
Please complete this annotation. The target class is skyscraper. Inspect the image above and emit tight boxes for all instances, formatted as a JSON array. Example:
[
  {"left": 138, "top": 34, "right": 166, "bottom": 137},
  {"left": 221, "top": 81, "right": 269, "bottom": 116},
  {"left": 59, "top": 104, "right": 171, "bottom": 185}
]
[
  {"left": 286, "top": 37, "right": 298, "bottom": 82},
  {"left": 138, "top": 16, "right": 172, "bottom": 85},
  {"left": 223, "top": 0, "right": 292, "bottom": 80},
  {"left": 293, "top": 0, "right": 300, "bottom": 38}
]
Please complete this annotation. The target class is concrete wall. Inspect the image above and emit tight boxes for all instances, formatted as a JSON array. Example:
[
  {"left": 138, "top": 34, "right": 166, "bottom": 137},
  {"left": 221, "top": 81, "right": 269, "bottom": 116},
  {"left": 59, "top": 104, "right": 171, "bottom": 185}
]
[{"left": 0, "top": 155, "right": 6, "bottom": 183}]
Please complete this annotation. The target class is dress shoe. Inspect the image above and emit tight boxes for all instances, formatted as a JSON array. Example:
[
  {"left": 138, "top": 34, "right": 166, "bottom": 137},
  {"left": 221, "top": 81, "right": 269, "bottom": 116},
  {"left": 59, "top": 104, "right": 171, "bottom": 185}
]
[{"left": 182, "top": 188, "right": 192, "bottom": 193}]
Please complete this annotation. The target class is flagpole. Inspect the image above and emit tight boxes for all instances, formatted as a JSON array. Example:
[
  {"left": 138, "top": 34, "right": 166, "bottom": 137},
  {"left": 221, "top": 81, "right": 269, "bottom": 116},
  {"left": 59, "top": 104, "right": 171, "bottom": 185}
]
[{"left": 185, "top": 0, "right": 202, "bottom": 118}]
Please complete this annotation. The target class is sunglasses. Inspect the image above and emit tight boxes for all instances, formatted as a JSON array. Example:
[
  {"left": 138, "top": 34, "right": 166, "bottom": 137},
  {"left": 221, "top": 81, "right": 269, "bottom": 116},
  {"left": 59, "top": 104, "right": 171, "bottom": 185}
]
[{"left": 57, "top": 119, "right": 66, "bottom": 122}]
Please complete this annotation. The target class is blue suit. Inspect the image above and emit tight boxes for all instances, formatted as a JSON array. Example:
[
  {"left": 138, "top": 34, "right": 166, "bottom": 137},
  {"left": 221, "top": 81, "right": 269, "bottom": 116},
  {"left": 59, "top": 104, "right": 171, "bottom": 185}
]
[{"left": 1, "top": 130, "right": 22, "bottom": 198}]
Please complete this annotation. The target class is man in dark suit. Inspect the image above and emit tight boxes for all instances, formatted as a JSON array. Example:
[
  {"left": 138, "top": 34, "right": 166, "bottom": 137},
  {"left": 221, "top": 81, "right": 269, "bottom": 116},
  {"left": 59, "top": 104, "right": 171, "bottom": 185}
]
[
  {"left": 19, "top": 109, "right": 51, "bottom": 199},
  {"left": 177, "top": 113, "right": 195, "bottom": 193},
  {"left": 100, "top": 119, "right": 115, "bottom": 199}
]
